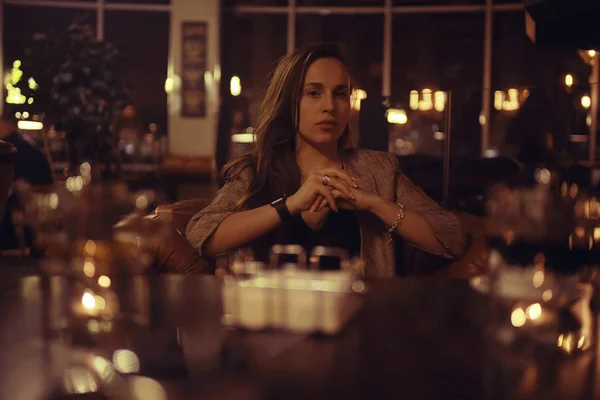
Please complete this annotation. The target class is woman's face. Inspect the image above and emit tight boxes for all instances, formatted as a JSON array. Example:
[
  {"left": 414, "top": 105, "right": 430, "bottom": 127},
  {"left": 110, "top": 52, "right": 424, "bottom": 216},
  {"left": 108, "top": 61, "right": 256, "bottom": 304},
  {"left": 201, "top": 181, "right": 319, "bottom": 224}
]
[{"left": 296, "top": 57, "right": 351, "bottom": 149}]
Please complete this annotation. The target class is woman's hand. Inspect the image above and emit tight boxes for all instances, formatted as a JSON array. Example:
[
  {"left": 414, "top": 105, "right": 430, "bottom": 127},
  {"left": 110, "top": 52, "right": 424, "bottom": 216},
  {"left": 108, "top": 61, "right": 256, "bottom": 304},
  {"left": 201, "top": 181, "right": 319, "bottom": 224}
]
[
  {"left": 314, "top": 186, "right": 379, "bottom": 212},
  {"left": 286, "top": 168, "right": 358, "bottom": 215}
]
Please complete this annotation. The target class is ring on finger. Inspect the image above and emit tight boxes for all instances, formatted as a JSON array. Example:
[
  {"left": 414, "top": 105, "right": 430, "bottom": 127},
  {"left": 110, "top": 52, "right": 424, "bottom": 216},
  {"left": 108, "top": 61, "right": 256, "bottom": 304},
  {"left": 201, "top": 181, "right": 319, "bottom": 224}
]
[{"left": 321, "top": 175, "right": 331, "bottom": 186}]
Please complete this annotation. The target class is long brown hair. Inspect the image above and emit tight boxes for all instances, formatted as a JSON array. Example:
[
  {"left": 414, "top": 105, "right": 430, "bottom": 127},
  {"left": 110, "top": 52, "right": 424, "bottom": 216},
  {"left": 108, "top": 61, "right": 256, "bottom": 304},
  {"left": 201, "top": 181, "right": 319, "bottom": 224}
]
[{"left": 223, "top": 43, "right": 354, "bottom": 209}]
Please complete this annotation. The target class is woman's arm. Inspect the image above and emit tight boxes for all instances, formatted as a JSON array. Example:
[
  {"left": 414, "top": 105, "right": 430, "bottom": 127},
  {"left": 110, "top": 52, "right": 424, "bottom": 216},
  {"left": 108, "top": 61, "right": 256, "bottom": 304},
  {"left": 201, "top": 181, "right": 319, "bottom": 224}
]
[
  {"left": 332, "top": 153, "right": 467, "bottom": 258},
  {"left": 367, "top": 198, "right": 449, "bottom": 255},
  {"left": 201, "top": 203, "right": 284, "bottom": 257},
  {"left": 387, "top": 154, "right": 467, "bottom": 258},
  {"left": 186, "top": 169, "right": 286, "bottom": 258},
  {"left": 186, "top": 167, "right": 356, "bottom": 258}
]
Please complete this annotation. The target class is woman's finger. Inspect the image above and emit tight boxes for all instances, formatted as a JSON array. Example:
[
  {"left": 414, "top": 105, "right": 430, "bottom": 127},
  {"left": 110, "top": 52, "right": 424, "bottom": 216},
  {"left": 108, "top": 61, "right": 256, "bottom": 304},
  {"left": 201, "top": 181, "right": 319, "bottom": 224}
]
[
  {"left": 310, "top": 195, "right": 323, "bottom": 212},
  {"left": 315, "top": 168, "right": 358, "bottom": 189},
  {"left": 318, "top": 189, "right": 348, "bottom": 211},
  {"left": 315, "top": 197, "right": 329, "bottom": 212},
  {"left": 317, "top": 186, "right": 338, "bottom": 211},
  {"left": 325, "top": 177, "right": 355, "bottom": 200}
]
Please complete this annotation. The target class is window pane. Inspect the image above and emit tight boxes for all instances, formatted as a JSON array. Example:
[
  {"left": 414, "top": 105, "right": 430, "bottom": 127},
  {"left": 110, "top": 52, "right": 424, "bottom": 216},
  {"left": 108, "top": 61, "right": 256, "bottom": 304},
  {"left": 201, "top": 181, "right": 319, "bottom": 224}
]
[
  {"left": 3, "top": 6, "right": 97, "bottom": 118},
  {"left": 106, "top": 0, "right": 170, "bottom": 4},
  {"left": 223, "top": 0, "right": 287, "bottom": 6},
  {"left": 492, "top": 12, "right": 585, "bottom": 89},
  {"left": 297, "top": 14, "right": 383, "bottom": 95},
  {"left": 222, "top": 14, "right": 287, "bottom": 122},
  {"left": 104, "top": 11, "right": 169, "bottom": 135},
  {"left": 22, "top": 0, "right": 95, "bottom": 2},
  {"left": 3, "top": 6, "right": 97, "bottom": 73},
  {"left": 391, "top": 13, "right": 484, "bottom": 158},
  {"left": 220, "top": 13, "right": 287, "bottom": 161},
  {"left": 394, "top": 0, "right": 484, "bottom": 5},
  {"left": 298, "top": 0, "right": 382, "bottom": 6},
  {"left": 490, "top": 11, "right": 591, "bottom": 162}
]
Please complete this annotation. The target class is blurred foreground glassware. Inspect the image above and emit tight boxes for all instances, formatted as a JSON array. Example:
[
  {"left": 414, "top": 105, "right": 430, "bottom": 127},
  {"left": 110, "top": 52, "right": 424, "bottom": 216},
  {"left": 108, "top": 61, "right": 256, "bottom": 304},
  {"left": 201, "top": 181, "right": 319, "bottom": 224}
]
[
  {"left": 16, "top": 165, "right": 171, "bottom": 345},
  {"left": 479, "top": 176, "right": 596, "bottom": 354},
  {"left": 40, "top": 341, "right": 169, "bottom": 400},
  {"left": 15, "top": 165, "right": 177, "bottom": 399},
  {"left": 222, "top": 245, "right": 366, "bottom": 335}
]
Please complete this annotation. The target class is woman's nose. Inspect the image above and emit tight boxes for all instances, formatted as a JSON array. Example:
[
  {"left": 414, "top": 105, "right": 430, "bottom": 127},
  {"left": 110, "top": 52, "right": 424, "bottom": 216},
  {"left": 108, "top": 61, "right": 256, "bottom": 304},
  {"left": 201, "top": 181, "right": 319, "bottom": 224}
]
[{"left": 321, "top": 92, "right": 336, "bottom": 112}]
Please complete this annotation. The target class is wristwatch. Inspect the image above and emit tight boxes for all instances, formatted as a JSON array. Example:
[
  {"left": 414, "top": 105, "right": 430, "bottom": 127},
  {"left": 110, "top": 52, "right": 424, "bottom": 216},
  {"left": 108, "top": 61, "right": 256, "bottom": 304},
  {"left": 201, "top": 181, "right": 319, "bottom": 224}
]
[{"left": 270, "top": 196, "right": 293, "bottom": 222}]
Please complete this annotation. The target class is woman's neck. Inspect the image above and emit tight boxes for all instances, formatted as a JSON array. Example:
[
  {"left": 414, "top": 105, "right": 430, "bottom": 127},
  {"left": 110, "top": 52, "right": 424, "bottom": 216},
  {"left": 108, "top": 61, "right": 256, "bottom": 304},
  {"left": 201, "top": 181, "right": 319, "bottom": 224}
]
[{"left": 295, "top": 138, "right": 342, "bottom": 176}]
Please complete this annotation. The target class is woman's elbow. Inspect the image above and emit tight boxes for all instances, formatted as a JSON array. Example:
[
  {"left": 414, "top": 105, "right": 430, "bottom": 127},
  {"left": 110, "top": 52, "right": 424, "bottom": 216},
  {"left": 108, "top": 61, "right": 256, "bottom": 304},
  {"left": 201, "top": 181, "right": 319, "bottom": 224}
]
[{"left": 200, "top": 236, "right": 220, "bottom": 258}]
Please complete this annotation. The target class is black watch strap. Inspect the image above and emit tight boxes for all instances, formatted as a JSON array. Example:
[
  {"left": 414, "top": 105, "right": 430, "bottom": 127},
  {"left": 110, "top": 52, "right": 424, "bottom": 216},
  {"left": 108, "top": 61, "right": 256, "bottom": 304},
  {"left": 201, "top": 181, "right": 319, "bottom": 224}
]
[{"left": 270, "top": 196, "right": 292, "bottom": 222}]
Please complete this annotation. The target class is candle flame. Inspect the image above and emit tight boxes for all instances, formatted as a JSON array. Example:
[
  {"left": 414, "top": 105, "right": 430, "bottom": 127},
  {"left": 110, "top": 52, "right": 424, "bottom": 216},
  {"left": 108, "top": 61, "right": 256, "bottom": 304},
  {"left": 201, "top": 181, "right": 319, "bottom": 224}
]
[{"left": 82, "top": 291, "right": 96, "bottom": 310}]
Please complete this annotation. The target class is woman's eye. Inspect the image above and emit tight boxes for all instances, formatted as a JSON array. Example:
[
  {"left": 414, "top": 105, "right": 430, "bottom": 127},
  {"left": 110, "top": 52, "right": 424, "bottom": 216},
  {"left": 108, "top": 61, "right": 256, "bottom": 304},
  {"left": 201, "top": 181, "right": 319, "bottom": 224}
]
[
  {"left": 307, "top": 91, "right": 319, "bottom": 97},
  {"left": 336, "top": 92, "right": 349, "bottom": 98}
]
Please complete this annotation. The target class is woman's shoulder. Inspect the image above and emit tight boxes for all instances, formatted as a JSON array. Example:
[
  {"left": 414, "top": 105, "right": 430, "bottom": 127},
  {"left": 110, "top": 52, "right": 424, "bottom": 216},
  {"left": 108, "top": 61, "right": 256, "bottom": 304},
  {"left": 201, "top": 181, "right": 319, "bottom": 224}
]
[
  {"left": 222, "top": 154, "right": 256, "bottom": 184},
  {"left": 346, "top": 148, "right": 398, "bottom": 170}
]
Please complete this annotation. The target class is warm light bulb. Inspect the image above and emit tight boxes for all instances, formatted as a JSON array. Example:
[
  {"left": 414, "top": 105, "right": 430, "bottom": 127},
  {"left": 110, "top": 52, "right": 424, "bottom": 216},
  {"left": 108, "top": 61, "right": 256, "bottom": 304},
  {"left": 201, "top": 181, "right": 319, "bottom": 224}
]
[
  {"left": 433, "top": 91, "right": 446, "bottom": 112},
  {"left": 409, "top": 90, "right": 419, "bottom": 111},
  {"left": 494, "top": 91, "right": 504, "bottom": 111},
  {"left": 351, "top": 89, "right": 367, "bottom": 110},
  {"left": 565, "top": 74, "right": 573, "bottom": 87},
  {"left": 230, "top": 76, "right": 241, "bottom": 97},
  {"left": 582, "top": 95, "right": 591, "bottom": 109},
  {"left": 386, "top": 109, "right": 408, "bottom": 124}
]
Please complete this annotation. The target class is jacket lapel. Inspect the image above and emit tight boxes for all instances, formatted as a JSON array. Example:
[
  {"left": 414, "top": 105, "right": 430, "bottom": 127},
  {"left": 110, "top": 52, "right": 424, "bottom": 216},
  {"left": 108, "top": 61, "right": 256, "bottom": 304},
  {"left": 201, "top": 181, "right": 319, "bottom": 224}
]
[{"left": 343, "top": 151, "right": 375, "bottom": 194}]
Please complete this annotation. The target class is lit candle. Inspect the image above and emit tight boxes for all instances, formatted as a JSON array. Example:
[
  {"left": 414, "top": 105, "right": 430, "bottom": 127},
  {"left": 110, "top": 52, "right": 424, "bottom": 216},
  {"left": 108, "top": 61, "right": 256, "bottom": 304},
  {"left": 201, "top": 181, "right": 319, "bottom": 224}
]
[{"left": 72, "top": 288, "right": 118, "bottom": 319}]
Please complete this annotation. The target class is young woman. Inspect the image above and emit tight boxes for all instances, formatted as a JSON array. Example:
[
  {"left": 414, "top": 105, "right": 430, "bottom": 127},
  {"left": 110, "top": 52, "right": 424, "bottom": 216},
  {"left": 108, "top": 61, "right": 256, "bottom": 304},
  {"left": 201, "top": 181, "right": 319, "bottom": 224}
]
[{"left": 186, "top": 43, "right": 467, "bottom": 277}]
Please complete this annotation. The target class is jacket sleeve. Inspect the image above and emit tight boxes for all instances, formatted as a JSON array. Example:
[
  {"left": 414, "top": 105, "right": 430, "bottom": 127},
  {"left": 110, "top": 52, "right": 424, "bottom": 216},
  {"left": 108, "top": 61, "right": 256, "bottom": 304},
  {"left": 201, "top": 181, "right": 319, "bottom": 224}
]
[
  {"left": 388, "top": 153, "right": 468, "bottom": 259},
  {"left": 185, "top": 168, "right": 251, "bottom": 256}
]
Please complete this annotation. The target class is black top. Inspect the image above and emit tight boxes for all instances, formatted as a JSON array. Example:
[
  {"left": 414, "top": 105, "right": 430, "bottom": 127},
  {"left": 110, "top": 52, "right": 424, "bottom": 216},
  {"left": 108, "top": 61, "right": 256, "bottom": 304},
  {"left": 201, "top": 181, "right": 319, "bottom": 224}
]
[{"left": 252, "top": 209, "right": 361, "bottom": 270}]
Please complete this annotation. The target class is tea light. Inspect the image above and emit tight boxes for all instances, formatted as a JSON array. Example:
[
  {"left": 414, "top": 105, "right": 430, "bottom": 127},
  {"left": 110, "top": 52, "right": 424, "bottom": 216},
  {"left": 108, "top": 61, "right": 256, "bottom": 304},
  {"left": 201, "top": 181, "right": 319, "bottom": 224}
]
[{"left": 72, "top": 289, "right": 118, "bottom": 319}]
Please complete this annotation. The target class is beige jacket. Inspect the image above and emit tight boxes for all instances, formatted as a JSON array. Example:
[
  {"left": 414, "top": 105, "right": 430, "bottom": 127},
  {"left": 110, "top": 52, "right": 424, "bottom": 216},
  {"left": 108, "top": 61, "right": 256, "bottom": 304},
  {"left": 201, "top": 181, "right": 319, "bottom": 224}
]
[{"left": 186, "top": 149, "right": 467, "bottom": 277}]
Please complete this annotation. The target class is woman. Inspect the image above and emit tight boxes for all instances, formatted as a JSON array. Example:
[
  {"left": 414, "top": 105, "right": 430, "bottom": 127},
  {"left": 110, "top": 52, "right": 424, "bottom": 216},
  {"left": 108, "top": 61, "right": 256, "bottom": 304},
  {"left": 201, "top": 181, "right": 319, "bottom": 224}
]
[{"left": 186, "top": 43, "right": 467, "bottom": 277}]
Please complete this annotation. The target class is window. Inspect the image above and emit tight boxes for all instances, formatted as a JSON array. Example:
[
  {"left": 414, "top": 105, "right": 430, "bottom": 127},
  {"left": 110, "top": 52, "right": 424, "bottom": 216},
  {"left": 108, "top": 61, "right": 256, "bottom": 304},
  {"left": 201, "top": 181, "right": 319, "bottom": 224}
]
[
  {"left": 222, "top": 0, "right": 288, "bottom": 6},
  {"left": 106, "top": 0, "right": 169, "bottom": 3},
  {"left": 297, "top": 14, "right": 383, "bottom": 97},
  {"left": 490, "top": 11, "right": 591, "bottom": 160},
  {"left": 3, "top": 6, "right": 97, "bottom": 72},
  {"left": 29, "top": 0, "right": 95, "bottom": 2},
  {"left": 393, "top": 0, "right": 484, "bottom": 5},
  {"left": 222, "top": 13, "right": 287, "bottom": 125},
  {"left": 104, "top": 10, "right": 170, "bottom": 134},
  {"left": 298, "top": 0, "right": 383, "bottom": 6},
  {"left": 391, "top": 13, "right": 484, "bottom": 157},
  {"left": 3, "top": 5, "right": 97, "bottom": 121}
]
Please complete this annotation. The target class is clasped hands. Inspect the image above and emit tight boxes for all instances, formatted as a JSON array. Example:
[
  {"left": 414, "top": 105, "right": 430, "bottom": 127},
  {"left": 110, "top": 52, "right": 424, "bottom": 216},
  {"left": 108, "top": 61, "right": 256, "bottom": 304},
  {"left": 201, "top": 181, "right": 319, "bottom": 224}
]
[{"left": 285, "top": 167, "right": 378, "bottom": 215}]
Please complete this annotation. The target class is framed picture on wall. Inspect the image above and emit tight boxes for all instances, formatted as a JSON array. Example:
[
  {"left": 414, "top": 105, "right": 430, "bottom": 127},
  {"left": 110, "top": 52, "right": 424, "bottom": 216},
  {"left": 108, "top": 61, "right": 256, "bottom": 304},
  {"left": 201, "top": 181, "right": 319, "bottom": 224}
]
[{"left": 181, "top": 21, "right": 207, "bottom": 117}]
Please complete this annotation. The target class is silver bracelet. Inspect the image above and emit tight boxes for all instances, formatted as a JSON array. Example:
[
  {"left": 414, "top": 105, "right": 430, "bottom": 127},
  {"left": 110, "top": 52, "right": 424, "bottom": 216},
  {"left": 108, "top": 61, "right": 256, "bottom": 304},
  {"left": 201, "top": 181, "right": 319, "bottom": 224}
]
[{"left": 387, "top": 201, "right": 405, "bottom": 244}]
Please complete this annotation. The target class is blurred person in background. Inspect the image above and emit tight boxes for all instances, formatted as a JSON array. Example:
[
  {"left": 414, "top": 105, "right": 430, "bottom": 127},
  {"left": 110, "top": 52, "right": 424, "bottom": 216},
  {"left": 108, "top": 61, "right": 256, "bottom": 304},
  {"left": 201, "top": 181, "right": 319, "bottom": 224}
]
[
  {"left": 0, "top": 110, "right": 53, "bottom": 252},
  {"left": 508, "top": 89, "right": 569, "bottom": 169},
  {"left": 186, "top": 43, "right": 467, "bottom": 277}
]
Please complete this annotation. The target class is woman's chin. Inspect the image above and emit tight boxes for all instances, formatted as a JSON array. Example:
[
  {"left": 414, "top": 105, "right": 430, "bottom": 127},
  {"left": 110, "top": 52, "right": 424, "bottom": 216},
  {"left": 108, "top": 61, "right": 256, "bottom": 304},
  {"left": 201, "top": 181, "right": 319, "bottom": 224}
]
[
  {"left": 297, "top": 130, "right": 343, "bottom": 149},
  {"left": 312, "top": 130, "right": 343, "bottom": 143}
]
